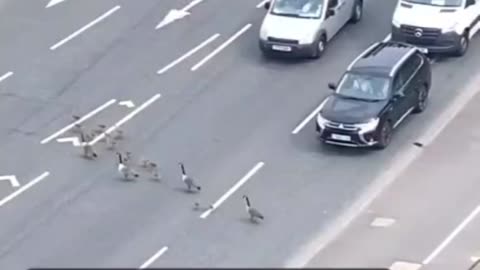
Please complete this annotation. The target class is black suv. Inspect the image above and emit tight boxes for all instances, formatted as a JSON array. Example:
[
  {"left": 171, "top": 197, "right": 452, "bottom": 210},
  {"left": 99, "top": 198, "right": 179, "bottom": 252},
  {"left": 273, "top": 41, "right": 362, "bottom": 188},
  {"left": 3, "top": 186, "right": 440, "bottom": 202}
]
[{"left": 315, "top": 41, "right": 431, "bottom": 149}]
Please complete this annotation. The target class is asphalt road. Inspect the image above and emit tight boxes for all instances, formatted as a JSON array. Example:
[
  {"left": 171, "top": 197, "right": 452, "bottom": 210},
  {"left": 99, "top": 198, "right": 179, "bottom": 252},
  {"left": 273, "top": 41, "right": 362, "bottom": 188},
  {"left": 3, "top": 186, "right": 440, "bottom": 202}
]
[
  {"left": 307, "top": 87, "right": 480, "bottom": 270},
  {"left": 0, "top": 0, "right": 480, "bottom": 269}
]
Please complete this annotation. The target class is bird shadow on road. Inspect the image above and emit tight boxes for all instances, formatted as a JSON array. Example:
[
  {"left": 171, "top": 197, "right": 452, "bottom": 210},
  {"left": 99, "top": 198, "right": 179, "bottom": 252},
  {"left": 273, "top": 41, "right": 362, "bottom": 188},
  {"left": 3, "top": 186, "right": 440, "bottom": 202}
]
[
  {"left": 238, "top": 217, "right": 263, "bottom": 226},
  {"left": 172, "top": 186, "right": 198, "bottom": 194}
]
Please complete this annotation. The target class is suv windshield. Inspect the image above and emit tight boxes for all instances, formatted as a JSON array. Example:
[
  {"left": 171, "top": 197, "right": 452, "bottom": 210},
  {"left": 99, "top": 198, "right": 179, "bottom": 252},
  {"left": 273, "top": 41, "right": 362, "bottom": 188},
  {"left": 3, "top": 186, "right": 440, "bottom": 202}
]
[
  {"left": 403, "top": 0, "right": 462, "bottom": 7},
  {"left": 335, "top": 73, "right": 391, "bottom": 101},
  {"left": 271, "top": 0, "right": 324, "bottom": 18}
]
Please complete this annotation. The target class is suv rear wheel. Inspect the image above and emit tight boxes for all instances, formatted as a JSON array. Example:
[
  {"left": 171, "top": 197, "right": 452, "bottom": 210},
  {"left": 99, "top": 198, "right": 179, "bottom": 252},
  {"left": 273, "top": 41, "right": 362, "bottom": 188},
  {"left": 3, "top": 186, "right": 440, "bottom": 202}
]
[{"left": 413, "top": 85, "right": 428, "bottom": 113}]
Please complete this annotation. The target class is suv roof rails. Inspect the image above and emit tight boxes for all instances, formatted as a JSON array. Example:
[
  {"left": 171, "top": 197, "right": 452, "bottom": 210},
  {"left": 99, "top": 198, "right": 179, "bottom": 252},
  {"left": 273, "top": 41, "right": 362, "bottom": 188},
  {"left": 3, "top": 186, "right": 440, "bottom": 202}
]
[{"left": 347, "top": 40, "right": 421, "bottom": 71}]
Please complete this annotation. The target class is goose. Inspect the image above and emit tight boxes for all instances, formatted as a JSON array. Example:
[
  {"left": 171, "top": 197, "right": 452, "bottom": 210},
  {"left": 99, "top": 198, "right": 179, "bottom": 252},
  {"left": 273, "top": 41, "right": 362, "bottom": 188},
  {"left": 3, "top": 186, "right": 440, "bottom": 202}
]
[
  {"left": 80, "top": 131, "right": 97, "bottom": 159},
  {"left": 178, "top": 162, "right": 201, "bottom": 191},
  {"left": 144, "top": 160, "right": 161, "bottom": 180},
  {"left": 242, "top": 195, "right": 264, "bottom": 221},
  {"left": 117, "top": 152, "right": 139, "bottom": 180}
]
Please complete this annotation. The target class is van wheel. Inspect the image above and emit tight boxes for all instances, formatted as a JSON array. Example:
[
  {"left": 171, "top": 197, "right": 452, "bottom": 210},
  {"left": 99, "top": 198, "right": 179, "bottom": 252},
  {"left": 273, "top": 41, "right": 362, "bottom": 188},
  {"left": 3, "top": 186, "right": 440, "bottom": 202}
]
[
  {"left": 349, "top": 0, "right": 362, "bottom": 23},
  {"left": 376, "top": 120, "right": 392, "bottom": 149},
  {"left": 453, "top": 32, "right": 469, "bottom": 57},
  {"left": 312, "top": 35, "right": 326, "bottom": 59},
  {"left": 413, "top": 85, "right": 428, "bottom": 113}
]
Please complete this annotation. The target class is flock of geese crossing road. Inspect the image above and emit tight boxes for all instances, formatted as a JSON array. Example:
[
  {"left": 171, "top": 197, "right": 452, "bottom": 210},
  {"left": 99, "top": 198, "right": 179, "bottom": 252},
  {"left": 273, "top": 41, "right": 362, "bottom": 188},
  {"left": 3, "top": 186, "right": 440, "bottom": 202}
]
[{"left": 68, "top": 115, "right": 265, "bottom": 223}]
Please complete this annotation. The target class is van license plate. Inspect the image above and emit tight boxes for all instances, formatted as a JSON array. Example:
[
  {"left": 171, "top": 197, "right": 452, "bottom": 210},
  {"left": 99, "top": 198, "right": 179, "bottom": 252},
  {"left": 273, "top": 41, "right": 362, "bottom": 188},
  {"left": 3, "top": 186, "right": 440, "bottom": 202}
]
[
  {"left": 272, "top": 45, "right": 292, "bottom": 52},
  {"left": 331, "top": 134, "right": 351, "bottom": 141}
]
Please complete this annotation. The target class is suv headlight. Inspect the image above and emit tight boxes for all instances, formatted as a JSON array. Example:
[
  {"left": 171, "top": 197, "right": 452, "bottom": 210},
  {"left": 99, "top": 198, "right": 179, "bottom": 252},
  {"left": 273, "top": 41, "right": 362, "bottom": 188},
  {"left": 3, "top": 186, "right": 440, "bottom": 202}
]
[
  {"left": 356, "top": 118, "right": 379, "bottom": 134},
  {"left": 442, "top": 22, "right": 458, "bottom": 33},
  {"left": 316, "top": 113, "right": 328, "bottom": 129}
]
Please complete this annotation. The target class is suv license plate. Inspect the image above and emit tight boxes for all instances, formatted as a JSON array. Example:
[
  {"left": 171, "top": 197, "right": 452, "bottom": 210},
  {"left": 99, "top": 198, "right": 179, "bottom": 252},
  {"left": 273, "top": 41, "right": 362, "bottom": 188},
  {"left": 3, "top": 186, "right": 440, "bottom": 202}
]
[
  {"left": 331, "top": 134, "right": 351, "bottom": 141},
  {"left": 272, "top": 45, "right": 292, "bottom": 52}
]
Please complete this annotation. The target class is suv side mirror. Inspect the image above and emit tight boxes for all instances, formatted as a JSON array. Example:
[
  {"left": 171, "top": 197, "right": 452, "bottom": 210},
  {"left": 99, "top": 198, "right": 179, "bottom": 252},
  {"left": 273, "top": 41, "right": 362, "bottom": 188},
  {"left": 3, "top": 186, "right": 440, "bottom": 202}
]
[
  {"left": 328, "top": 82, "right": 337, "bottom": 90},
  {"left": 264, "top": 1, "right": 271, "bottom": 9},
  {"left": 326, "top": 9, "right": 335, "bottom": 17},
  {"left": 328, "top": 0, "right": 338, "bottom": 8}
]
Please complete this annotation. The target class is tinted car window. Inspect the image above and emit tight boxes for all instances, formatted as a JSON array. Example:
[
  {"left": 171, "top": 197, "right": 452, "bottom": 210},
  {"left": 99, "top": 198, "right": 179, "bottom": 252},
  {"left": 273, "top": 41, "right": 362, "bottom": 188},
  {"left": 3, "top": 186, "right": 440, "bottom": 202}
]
[{"left": 335, "top": 72, "right": 391, "bottom": 101}]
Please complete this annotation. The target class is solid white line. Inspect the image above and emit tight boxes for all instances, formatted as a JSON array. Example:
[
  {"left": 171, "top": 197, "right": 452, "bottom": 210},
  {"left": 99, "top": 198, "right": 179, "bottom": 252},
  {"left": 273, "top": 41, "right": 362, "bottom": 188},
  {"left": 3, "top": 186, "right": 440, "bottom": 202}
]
[
  {"left": 0, "top": 71, "right": 13, "bottom": 83},
  {"left": 50, "top": 5, "right": 121, "bottom": 50},
  {"left": 41, "top": 99, "right": 117, "bottom": 144},
  {"left": 139, "top": 246, "right": 168, "bottom": 269},
  {"left": 256, "top": 0, "right": 269, "bottom": 8},
  {"left": 200, "top": 161, "right": 264, "bottom": 219},
  {"left": 157, "top": 33, "right": 220, "bottom": 75},
  {"left": 0, "top": 172, "right": 50, "bottom": 208},
  {"left": 383, "top": 33, "right": 391, "bottom": 42},
  {"left": 191, "top": 23, "right": 252, "bottom": 71},
  {"left": 89, "top": 94, "right": 161, "bottom": 145},
  {"left": 423, "top": 204, "right": 480, "bottom": 264},
  {"left": 291, "top": 99, "right": 327, "bottom": 134}
]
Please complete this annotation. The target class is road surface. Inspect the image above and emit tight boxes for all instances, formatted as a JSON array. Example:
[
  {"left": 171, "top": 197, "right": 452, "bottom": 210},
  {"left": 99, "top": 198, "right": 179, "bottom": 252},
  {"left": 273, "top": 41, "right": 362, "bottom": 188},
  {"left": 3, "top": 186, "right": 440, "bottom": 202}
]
[{"left": 0, "top": 0, "right": 479, "bottom": 268}]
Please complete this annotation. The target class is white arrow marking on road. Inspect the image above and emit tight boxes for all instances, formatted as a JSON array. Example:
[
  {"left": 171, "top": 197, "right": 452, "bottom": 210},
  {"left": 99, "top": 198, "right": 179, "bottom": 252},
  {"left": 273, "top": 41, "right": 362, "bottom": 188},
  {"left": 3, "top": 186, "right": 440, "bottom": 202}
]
[
  {"left": 46, "top": 0, "right": 67, "bottom": 8},
  {"left": 155, "top": 0, "right": 203, "bottom": 30},
  {"left": 56, "top": 136, "right": 83, "bottom": 147},
  {"left": 118, "top": 100, "right": 135, "bottom": 108},
  {"left": 0, "top": 175, "right": 20, "bottom": 188}
]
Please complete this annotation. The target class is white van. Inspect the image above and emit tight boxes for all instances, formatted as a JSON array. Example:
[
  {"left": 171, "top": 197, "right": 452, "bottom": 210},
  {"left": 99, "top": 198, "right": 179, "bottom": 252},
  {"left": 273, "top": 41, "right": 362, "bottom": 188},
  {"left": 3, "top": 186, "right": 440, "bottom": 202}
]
[
  {"left": 259, "top": 0, "right": 363, "bottom": 59},
  {"left": 391, "top": 0, "right": 480, "bottom": 56}
]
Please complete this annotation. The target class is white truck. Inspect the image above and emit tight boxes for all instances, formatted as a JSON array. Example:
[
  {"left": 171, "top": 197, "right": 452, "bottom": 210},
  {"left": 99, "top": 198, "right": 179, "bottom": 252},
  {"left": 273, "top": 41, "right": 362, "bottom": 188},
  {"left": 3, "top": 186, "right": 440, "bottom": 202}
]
[{"left": 391, "top": 0, "right": 480, "bottom": 56}]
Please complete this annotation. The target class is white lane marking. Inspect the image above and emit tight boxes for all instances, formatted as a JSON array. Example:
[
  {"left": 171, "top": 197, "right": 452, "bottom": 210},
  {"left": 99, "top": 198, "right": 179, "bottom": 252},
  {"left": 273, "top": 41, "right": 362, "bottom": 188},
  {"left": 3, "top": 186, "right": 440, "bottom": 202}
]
[
  {"left": 286, "top": 69, "right": 480, "bottom": 268},
  {"left": 390, "top": 261, "right": 422, "bottom": 270},
  {"left": 182, "top": 0, "right": 203, "bottom": 12},
  {"left": 0, "top": 172, "right": 50, "bottom": 208},
  {"left": 89, "top": 94, "right": 162, "bottom": 145},
  {"left": 46, "top": 0, "right": 68, "bottom": 8},
  {"left": 200, "top": 161, "right": 264, "bottom": 219},
  {"left": 41, "top": 99, "right": 117, "bottom": 144},
  {"left": 56, "top": 136, "right": 82, "bottom": 147},
  {"left": 291, "top": 99, "right": 328, "bottom": 134},
  {"left": 157, "top": 33, "right": 220, "bottom": 74},
  {"left": 0, "top": 71, "right": 13, "bottom": 83},
  {"left": 155, "top": 0, "right": 203, "bottom": 29},
  {"left": 423, "top": 204, "right": 480, "bottom": 264},
  {"left": 156, "top": 9, "right": 190, "bottom": 30},
  {"left": 50, "top": 5, "right": 121, "bottom": 50},
  {"left": 0, "top": 175, "right": 20, "bottom": 188},
  {"left": 256, "top": 0, "right": 269, "bottom": 8},
  {"left": 383, "top": 33, "right": 391, "bottom": 42},
  {"left": 118, "top": 100, "right": 135, "bottom": 108},
  {"left": 191, "top": 23, "right": 252, "bottom": 71},
  {"left": 139, "top": 246, "right": 168, "bottom": 269}
]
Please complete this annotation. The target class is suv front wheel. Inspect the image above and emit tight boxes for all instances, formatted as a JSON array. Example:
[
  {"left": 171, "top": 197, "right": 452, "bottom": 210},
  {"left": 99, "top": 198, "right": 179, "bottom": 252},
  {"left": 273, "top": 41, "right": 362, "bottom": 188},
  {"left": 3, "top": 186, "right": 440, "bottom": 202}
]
[{"left": 376, "top": 120, "right": 392, "bottom": 149}]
